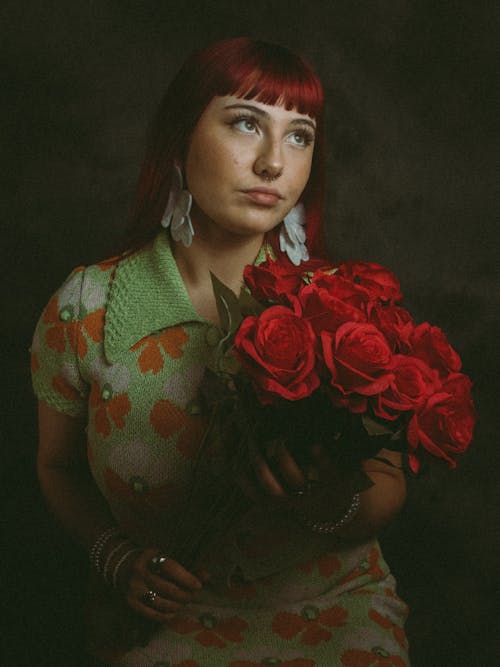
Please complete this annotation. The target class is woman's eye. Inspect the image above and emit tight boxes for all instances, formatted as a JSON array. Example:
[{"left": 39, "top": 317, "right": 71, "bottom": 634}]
[
  {"left": 288, "top": 131, "right": 314, "bottom": 147},
  {"left": 232, "top": 117, "right": 258, "bottom": 133}
]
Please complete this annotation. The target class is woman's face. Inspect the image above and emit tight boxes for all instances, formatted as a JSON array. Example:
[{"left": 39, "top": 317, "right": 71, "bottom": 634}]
[{"left": 184, "top": 94, "right": 316, "bottom": 240}]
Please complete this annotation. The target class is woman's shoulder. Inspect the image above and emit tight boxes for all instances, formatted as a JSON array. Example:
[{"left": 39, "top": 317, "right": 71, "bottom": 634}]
[
  {"left": 52, "top": 245, "right": 149, "bottom": 314},
  {"left": 34, "top": 248, "right": 139, "bottom": 350}
]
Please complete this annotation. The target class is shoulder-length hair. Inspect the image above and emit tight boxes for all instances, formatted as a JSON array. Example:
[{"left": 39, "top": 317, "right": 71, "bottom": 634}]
[{"left": 125, "top": 37, "right": 326, "bottom": 257}]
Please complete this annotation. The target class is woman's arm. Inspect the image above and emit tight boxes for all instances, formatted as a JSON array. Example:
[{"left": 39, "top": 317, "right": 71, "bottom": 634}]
[
  {"left": 37, "top": 401, "right": 206, "bottom": 621},
  {"left": 240, "top": 444, "right": 406, "bottom": 542},
  {"left": 324, "top": 448, "right": 406, "bottom": 541},
  {"left": 37, "top": 400, "right": 116, "bottom": 550}
]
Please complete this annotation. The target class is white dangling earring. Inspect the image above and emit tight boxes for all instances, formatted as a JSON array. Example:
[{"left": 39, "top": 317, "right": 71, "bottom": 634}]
[
  {"left": 160, "top": 163, "right": 194, "bottom": 247},
  {"left": 279, "top": 203, "right": 309, "bottom": 266}
]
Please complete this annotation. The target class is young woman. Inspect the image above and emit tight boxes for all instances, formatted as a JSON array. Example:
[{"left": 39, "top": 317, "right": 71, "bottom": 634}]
[{"left": 32, "top": 37, "right": 410, "bottom": 666}]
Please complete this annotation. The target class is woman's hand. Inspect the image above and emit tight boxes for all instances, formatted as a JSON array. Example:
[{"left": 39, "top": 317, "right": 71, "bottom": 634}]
[
  {"left": 236, "top": 441, "right": 312, "bottom": 503},
  {"left": 116, "top": 548, "right": 208, "bottom": 622}
]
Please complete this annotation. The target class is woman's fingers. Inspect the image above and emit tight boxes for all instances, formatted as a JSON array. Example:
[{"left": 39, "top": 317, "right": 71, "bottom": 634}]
[
  {"left": 273, "top": 443, "right": 306, "bottom": 490},
  {"left": 146, "top": 574, "right": 195, "bottom": 604},
  {"left": 193, "top": 567, "right": 211, "bottom": 584},
  {"left": 122, "top": 549, "right": 205, "bottom": 622},
  {"left": 252, "top": 450, "right": 288, "bottom": 498},
  {"left": 146, "top": 557, "right": 202, "bottom": 602},
  {"left": 153, "top": 556, "right": 203, "bottom": 592},
  {"left": 239, "top": 445, "right": 321, "bottom": 503},
  {"left": 248, "top": 444, "right": 308, "bottom": 499},
  {"left": 127, "top": 588, "right": 180, "bottom": 622}
]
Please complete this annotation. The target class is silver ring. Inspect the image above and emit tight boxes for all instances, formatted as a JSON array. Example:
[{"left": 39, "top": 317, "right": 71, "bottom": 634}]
[
  {"left": 150, "top": 555, "right": 169, "bottom": 574},
  {"left": 142, "top": 589, "right": 158, "bottom": 606}
]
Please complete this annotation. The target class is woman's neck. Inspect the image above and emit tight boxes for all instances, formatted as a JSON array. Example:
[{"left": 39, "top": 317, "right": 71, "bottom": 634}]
[{"left": 171, "top": 224, "right": 265, "bottom": 325}]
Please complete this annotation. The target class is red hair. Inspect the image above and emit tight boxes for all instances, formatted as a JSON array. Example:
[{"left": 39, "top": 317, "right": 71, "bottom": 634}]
[{"left": 125, "top": 37, "right": 326, "bottom": 257}]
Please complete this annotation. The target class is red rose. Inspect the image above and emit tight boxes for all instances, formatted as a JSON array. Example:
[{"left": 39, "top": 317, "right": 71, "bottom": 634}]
[
  {"left": 441, "top": 372, "right": 474, "bottom": 401},
  {"left": 244, "top": 260, "right": 304, "bottom": 304},
  {"left": 335, "top": 260, "right": 403, "bottom": 303},
  {"left": 369, "top": 303, "right": 414, "bottom": 352},
  {"left": 244, "top": 257, "right": 329, "bottom": 304},
  {"left": 407, "top": 388, "right": 476, "bottom": 470},
  {"left": 233, "top": 305, "right": 319, "bottom": 404},
  {"left": 299, "top": 273, "right": 370, "bottom": 335},
  {"left": 372, "top": 355, "right": 441, "bottom": 420},
  {"left": 410, "top": 323, "right": 462, "bottom": 377},
  {"left": 321, "top": 322, "right": 394, "bottom": 404}
]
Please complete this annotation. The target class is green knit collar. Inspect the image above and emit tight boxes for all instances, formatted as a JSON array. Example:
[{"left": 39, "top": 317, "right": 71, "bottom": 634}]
[{"left": 103, "top": 231, "right": 273, "bottom": 363}]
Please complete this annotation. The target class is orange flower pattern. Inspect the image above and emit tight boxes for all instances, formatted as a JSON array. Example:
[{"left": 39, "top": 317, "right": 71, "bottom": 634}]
[
  {"left": 31, "top": 236, "right": 409, "bottom": 665},
  {"left": 31, "top": 351, "right": 40, "bottom": 374},
  {"left": 41, "top": 269, "right": 105, "bottom": 362},
  {"left": 132, "top": 327, "right": 189, "bottom": 374},
  {"left": 339, "top": 547, "right": 385, "bottom": 586},
  {"left": 52, "top": 374, "right": 82, "bottom": 402},
  {"left": 43, "top": 292, "right": 81, "bottom": 356},
  {"left": 150, "top": 398, "right": 206, "bottom": 458},
  {"left": 341, "top": 647, "right": 407, "bottom": 667},
  {"left": 368, "top": 610, "right": 408, "bottom": 651},
  {"left": 169, "top": 614, "right": 248, "bottom": 648},
  {"left": 89, "top": 377, "right": 131, "bottom": 438},
  {"left": 298, "top": 552, "right": 342, "bottom": 578},
  {"left": 272, "top": 605, "right": 348, "bottom": 645}
]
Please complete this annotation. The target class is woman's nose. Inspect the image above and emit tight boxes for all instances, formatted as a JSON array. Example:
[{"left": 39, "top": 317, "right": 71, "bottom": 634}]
[{"left": 253, "top": 138, "right": 284, "bottom": 181}]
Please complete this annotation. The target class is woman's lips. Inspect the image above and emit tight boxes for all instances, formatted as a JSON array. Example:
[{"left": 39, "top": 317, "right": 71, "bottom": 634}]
[{"left": 242, "top": 188, "right": 282, "bottom": 206}]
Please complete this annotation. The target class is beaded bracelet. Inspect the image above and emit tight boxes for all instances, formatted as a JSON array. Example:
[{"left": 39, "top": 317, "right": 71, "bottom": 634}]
[
  {"left": 295, "top": 492, "right": 361, "bottom": 535},
  {"left": 112, "top": 548, "right": 141, "bottom": 589},
  {"left": 89, "top": 527, "right": 121, "bottom": 574},
  {"left": 103, "top": 539, "right": 134, "bottom": 584}
]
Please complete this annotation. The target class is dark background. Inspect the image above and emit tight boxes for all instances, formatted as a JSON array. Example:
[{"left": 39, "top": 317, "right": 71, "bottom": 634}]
[{"left": 2, "top": 1, "right": 499, "bottom": 665}]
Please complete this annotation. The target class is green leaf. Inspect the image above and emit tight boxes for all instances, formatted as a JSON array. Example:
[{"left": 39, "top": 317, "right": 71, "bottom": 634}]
[
  {"left": 370, "top": 455, "right": 402, "bottom": 469},
  {"left": 210, "top": 272, "right": 243, "bottom": 335},
  {"left": 238, "top": 284, "right": 266, "bottom": 317},
  {"left": 361, "top": 414, "right": 395, "bottom": 437},
  {"left": 346, "top": 468, "right": 375, "bottom": 492}
]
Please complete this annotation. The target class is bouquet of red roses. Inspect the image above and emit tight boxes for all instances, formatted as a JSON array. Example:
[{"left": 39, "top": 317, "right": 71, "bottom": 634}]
[
  {"left": 171, "top": 255, "right": 477, "bottom": 565},
  {"left": 204, "top": 255, "right": 476, "bottom": 475}
]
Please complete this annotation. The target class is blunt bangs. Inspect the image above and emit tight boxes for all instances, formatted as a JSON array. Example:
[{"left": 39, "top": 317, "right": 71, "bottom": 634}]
[{"left": 203, "top": 39, "right": 324, "bottom": 121}]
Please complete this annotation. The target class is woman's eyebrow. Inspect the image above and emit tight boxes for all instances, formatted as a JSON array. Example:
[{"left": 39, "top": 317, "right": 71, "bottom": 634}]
[{"left": 224, "top": 103, "right": 316, "bottom": 131}]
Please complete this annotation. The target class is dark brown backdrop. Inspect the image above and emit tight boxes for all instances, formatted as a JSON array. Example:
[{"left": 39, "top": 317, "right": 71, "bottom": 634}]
[{"left": 2, "top": 1, "right": 499, "bottom": 665}]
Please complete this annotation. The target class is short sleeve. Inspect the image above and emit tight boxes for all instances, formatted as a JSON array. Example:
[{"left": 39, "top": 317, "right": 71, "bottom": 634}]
[{"left": 31, "top": 267, "right": 89, "bottom": 418}]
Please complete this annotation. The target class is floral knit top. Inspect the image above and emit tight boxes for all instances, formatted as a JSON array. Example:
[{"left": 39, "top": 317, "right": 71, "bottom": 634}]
[{"left": 31, "top": 231, "right": 410, "bottom": 666}]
